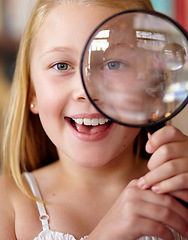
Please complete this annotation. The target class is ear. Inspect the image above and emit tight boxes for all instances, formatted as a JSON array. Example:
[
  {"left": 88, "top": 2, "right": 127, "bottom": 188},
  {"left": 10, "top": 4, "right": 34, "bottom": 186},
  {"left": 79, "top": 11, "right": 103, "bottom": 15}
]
[{"left": 29, "top": 83, "right": 39, "bottom": 114}]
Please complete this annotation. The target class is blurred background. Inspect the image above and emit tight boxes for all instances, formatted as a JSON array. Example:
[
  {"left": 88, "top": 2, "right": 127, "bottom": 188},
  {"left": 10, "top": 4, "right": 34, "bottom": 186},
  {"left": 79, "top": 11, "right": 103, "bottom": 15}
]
[
  {"left": 0, "top": 0, "right": 37, "bottom": 164},
  {"left": 0, "top": 0, "right": 188, "bottom": 165},
  {"left": 151, "top": 0, "right": 188, "bottom": 31}
]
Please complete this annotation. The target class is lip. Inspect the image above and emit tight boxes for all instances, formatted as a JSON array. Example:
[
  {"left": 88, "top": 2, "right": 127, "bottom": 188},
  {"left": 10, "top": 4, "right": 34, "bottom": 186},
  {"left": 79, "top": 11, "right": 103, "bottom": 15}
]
[
  {"left": 65, "top": 114, "right": 114, "bottom": 142},
  {"left": 69, "top": 113, "right": 108, "bottom": 119}
]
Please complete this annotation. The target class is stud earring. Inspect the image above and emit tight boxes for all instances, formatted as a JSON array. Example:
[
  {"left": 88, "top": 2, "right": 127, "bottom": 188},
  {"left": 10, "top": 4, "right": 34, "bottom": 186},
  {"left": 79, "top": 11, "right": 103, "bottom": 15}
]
[{"left": 30, "top": 103, "right": 35, "bottom": 109}]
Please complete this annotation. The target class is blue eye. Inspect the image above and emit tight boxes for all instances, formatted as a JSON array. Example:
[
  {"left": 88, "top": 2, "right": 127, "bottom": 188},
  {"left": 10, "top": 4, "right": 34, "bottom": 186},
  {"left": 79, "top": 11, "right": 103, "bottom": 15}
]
[
  {"left": 104, "top": 61, "right": 127, "bottom": 70},
  {"left": 107, "top": 61, "right": 121, "bottom": 70}
]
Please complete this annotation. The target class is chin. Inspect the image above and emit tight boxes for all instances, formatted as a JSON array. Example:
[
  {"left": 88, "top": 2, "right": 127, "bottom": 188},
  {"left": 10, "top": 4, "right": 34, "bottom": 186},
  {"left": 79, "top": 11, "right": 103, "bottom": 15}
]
[{"left": 71, "top": 148, "right": 121, "bottom": 169}]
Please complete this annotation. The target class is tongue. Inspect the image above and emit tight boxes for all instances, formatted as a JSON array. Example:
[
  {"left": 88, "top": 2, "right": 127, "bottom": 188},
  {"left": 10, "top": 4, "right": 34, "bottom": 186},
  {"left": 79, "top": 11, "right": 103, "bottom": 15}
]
[{"left": 76, "top": 123, "right": 109, "bottom": 134}]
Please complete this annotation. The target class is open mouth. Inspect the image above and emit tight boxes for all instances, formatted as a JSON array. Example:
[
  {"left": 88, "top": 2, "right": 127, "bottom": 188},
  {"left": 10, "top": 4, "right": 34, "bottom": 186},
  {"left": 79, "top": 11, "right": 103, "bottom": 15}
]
[{"left": 69, "top": 117, "right": 112, "bottom": 134}]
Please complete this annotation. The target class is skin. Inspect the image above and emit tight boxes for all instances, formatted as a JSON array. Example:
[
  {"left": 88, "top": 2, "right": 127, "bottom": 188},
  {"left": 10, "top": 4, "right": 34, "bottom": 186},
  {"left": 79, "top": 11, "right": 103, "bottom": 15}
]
[
  {"left": 0, "top": 3, "right": 188, "bottom": 240},
  {"left": 30, "top": 3, "right": 140, "bottom": 168}
]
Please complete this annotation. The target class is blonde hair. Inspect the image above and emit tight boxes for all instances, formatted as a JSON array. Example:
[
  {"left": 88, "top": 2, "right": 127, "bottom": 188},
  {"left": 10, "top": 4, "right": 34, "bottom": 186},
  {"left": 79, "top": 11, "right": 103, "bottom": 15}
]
[{"left": 2, "top": 0, "right": 153, "bottom": 195}]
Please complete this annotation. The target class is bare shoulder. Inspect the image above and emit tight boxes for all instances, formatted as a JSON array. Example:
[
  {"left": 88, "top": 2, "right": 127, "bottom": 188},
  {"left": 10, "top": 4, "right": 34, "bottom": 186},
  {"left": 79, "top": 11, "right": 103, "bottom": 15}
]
[{"left": 0, "top": 175, "right": 17, "bottom": 238}]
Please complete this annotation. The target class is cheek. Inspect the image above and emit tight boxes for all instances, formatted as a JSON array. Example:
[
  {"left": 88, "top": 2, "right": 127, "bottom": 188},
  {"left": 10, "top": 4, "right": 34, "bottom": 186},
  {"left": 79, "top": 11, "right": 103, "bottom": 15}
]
[
  {"left": 98, "top": 125, "right": 140, "bottom": 162},
  {"left": 37, "top": 89, "right": 62, "bottom": 117},
  {"left": 114, "top": 126, "right": 140, "bottom": 151},
  {"left": 33, "top": 75, "right": 68, "bottom": 117},
  {"left": 35, "top": 88, "right": 68, "bottom": 148},
  {"left": 30, "top": 64, "right": 69, "bottom": 116}
]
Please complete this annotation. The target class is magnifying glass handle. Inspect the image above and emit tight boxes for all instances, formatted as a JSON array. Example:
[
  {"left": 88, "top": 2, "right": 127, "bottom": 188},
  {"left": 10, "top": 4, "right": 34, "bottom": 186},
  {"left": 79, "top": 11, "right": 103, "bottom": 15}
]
[
  {"left": 146, "top": 123, "right": 188, "bottom": 209},
  {"left": 146, "top": 122, "right": 166, "bottom": 134}
]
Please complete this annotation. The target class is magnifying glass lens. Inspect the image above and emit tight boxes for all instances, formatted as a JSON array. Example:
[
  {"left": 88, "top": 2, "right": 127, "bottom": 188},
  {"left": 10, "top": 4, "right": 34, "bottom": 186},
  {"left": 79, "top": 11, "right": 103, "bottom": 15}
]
[{"left": 81, "top": 10, "right": 188, "bottom": 127}]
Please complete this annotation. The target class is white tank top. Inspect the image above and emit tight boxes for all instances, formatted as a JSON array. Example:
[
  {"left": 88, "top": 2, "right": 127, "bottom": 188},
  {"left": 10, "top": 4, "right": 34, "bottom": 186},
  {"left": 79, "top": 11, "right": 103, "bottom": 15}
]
[{"left": 24, "top": 172, "right": 187, "bottom": 240}]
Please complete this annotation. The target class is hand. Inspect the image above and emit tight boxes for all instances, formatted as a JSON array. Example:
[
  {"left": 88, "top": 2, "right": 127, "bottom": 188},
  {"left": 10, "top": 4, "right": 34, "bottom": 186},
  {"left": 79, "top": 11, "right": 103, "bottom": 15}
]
[
  {"left": 138, "top": 126, "right": 188, "bottom": 204},
  {"left": 88, "top": 180, "right": 188, "bottom": 240}
]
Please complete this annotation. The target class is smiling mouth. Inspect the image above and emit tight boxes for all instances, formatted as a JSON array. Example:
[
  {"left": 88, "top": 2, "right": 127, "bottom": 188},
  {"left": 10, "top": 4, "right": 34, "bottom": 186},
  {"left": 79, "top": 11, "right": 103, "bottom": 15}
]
[{"left": 69, "top": 117, "right": 112, "bottom": 134}]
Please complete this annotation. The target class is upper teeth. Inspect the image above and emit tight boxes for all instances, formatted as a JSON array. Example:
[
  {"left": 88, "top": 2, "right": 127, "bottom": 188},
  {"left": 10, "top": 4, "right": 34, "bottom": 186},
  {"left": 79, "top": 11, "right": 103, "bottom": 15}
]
[{"left": 73, "top": 118, "right": 109, "bottom": 126}]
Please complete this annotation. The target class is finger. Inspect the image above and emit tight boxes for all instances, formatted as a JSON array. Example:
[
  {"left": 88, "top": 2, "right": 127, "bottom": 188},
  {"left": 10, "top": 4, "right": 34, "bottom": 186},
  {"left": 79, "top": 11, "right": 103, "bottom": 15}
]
[
  {"left": 123, "top": 187, "right": 188, "bottom": 238},
  {"left": 146, "top": 126, "right": 187, "bottom": 154},
  {"left": 133, "top": 194, "right": 188, "bottom": 237},
  {"left": 126, "top": 216, "right": 175, "bottom": 240},
  {"left": 147, "top": 141, "right": 188, "bottom": 170},
  {"left": 151, "top": 173, "right": 188, "bottom": 194},
  {"left": 124, "top": 183, "right": 188, "bottom": 237},
  {"left": 138, "top": 158, "right": 188, "bottom": 190},
  {"left": 170, "top": 190, "right": 188, "bottom": 203},
  {"left": 139, "top": 189, "right": 188, "bottom": 224},
  {"left": 125, "top": 184, "right": 188, "bottom": 227}
]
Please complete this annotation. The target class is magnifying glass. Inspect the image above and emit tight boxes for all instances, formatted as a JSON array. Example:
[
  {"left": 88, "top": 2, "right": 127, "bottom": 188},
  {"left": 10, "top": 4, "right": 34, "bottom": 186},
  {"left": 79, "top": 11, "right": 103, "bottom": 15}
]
[
  {"left": 81, "top": 9, "right": 188, "bottom": 128},
  {"left": 80, "top": 10, "right": 188, "bottom": 207}
]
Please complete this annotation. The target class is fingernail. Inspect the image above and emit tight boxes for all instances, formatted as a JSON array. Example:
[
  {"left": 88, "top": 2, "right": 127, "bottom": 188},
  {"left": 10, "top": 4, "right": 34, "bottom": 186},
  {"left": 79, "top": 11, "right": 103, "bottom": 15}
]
[
  {"left": 147, "top": 132, "right": 151, "bottom": 139},
  {"left": 152, "top": 185, "right": 161, "bottom": 193},
  {"left": 138, "top": 177, "right": 147, "bottom": 189},
  {"left": 146, "top": 142, "right": 153, "bottom": 153}
]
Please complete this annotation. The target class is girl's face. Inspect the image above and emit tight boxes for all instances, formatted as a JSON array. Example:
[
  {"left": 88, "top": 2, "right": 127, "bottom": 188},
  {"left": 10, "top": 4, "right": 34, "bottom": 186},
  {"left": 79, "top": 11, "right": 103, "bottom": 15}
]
[{"left": 30, "top": 3, "right": 140, "bottom": 168}]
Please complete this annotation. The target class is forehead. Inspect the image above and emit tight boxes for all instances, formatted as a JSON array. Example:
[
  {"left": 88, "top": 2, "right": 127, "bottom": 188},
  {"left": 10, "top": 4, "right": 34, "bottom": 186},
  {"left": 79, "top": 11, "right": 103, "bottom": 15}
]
[{"left": 31, "top": 3, "right": 120, "bottom": 55}]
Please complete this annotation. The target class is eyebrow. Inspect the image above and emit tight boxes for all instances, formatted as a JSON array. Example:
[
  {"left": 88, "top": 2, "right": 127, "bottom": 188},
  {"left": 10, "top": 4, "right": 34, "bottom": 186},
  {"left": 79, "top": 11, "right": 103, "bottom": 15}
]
[{"left": 41, "top": 46, "right": 74, "bottom": 57}]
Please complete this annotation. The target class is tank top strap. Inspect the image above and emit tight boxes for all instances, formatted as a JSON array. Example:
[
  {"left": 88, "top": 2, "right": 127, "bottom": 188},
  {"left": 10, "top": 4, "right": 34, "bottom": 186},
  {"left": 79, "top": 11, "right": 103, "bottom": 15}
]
[{"left": 24, "top": 172, "right": 50, "bottom": 231}]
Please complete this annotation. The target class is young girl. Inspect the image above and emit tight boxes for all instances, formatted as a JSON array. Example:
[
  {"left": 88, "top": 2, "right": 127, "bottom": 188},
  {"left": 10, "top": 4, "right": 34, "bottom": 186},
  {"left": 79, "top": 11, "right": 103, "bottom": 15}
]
[{"left": 0, "top": 0, "right": 188, "bottom": 239}]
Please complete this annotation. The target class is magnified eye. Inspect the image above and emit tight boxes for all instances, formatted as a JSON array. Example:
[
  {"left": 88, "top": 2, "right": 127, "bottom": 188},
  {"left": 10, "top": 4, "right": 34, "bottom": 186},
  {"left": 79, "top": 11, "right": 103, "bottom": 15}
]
[
  {"left": 104, "top": 61, "right": 127, "bottom": 70},
  {"left": 108, "top": 61, "right": 120, "bottom": 70}
]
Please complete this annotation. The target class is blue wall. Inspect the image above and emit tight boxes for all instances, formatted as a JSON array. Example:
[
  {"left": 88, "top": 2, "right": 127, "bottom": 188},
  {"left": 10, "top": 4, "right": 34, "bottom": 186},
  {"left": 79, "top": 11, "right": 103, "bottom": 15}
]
[{"left": 150, "top": 0, "right": 174, "bottom": 17}]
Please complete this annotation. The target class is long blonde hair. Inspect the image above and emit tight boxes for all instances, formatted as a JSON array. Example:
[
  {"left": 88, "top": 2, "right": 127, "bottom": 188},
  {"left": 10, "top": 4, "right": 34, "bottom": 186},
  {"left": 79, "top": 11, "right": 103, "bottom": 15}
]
[{"left": 2, "top": 0, "right": 153, "bottom": 195}]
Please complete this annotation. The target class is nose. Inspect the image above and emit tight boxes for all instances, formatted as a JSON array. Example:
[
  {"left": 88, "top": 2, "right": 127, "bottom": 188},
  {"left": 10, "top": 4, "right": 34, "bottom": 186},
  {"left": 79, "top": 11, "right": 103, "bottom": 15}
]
[
  {"left": 72, "top": 71, "right": 89, "bottom": 102},
  {"left": 72, "top": 71, "right": 100, "bottom": 106}
]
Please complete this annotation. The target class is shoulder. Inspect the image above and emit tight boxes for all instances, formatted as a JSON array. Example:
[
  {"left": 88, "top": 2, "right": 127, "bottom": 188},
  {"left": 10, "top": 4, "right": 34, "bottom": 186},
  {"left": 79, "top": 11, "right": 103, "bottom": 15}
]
[
  {"left": 0, "top": 175, "right": 18, "bottom": 239},
  {"left": 0, "top": 174, "right": 17, "bottom": 212}
]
